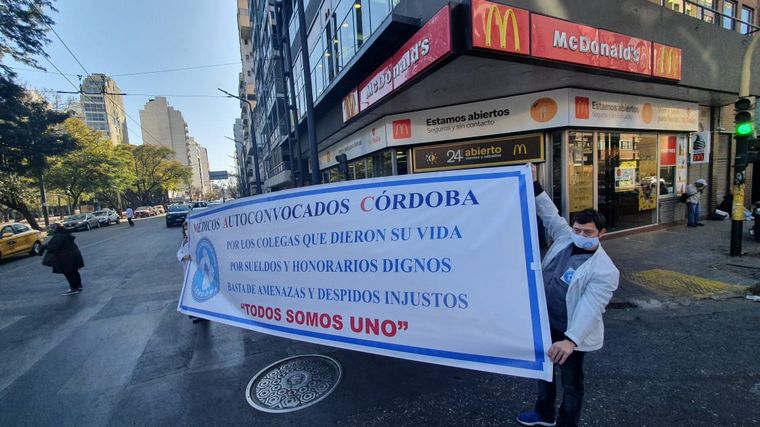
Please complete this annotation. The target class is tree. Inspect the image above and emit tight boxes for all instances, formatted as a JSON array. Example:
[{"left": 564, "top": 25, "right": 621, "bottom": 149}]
[
  {"left": 0, "top": 173, "right": 43, "bottom": 229},
  {"left": 0, "top": 0, "right": 57, "bottom": 78},
  {"left": 47, "top": 118, "right": 134, "bottom": 211},
  {"left": 129, "top": 145, "right": 192, "bottom": 206}
]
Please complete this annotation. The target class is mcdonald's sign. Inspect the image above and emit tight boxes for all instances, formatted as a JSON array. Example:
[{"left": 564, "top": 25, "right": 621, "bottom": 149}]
[
  {"left": 392, "top": 119, "right": 412, "bottom": 140},
  {"left": 471, "top": 0, "right": 529, "bottom": 55},
  {"left": 342, "top": 89, "right": 359, "bottom": 122},
  {"left": 575, "top": 96, "right": 590, "bottom": 119},
  {"left": 652, "top": 43, "right": 682, "bottom": 80}
]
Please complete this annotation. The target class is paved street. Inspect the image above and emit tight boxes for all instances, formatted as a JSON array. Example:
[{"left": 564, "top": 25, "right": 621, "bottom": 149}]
[{"left": 0, "top": 216, "right": 758, "bottom": 426}]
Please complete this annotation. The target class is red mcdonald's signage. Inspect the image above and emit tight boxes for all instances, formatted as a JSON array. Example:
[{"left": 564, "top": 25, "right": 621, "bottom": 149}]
[
  {"left": 531, "top": 14, "right": 652, "bottom": 76},
  {"left": 652, "top": 42, "right": 682, "bottom": 80},
  {"left": 471, "top": 0, "right": 530, "bottom": 55},
  {"left": 392, "top": 119, "right": 412, "bottom": 140}
]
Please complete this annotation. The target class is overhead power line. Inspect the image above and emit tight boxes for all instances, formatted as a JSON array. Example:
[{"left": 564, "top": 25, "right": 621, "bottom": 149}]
[{"left": 110, "top": 62, "right": 241, "bottom": 77}]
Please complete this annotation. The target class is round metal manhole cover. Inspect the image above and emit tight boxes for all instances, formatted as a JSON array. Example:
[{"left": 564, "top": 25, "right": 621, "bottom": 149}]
[{"left": 245, "top": 354, "right": 342, "bottom": 413}]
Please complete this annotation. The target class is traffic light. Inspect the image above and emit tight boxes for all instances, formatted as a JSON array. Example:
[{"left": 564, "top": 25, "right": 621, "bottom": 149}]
[
  {"left": 734, "top": 97, "right": 754, "bottom": 168},
  {"left": 735, "top": 97, "right": 754, "bottom": 137},
  {"left": 335, "top": 153, "right": 349, "bottom": 178}
]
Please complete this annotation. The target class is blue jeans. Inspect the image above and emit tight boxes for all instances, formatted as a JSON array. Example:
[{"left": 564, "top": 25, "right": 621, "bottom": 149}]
[
  {"left": 687, "top": 202, "right": 700, "bottom": 226},
  {"left": 535, "top": 329, "right": 586, "bottom": 427}
]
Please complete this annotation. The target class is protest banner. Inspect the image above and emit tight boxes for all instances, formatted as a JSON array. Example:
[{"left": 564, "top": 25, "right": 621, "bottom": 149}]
[{"left": 178, "top": 164, "right": 552, "bottom": 380}]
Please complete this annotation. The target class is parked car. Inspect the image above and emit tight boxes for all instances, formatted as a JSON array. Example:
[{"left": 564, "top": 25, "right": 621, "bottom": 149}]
[
  {"left": 166, "top": 204, "right": 192, "bottom": 227},
  {"left": 152, "top": 205, "right": 165, "bottom": 215},
  {"left": 134, "top": 206, "right": 154, "bottom": 218},
  {"left": 61, "top": 213, "right": 100, "bottom": 231},
  {"left": 92, "top": 209, "right": 120, "bottom": 226},
  {"left": 0, "top": 223, "right": 44, "bottom": 260}
]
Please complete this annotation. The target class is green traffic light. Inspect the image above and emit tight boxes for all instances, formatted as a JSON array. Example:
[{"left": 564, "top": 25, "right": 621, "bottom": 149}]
[{"left": 737, "top": 122, "right": 754, "bottom": 136}]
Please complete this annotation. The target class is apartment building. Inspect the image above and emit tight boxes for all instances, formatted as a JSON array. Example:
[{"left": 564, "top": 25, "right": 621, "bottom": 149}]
[
  {"left": 238, "top": 0, "right": 760, "bottom": 232},
  {"left": 79, "top": 73, "right": 130, "bottom": 146}
]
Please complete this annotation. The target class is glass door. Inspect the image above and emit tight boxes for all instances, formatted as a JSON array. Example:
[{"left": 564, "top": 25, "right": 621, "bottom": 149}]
[
  {"left": 597, "top": 132, "right": 658, "bottom": 232},
  {"left": 567, "top": 131, "right": 595, "bottom": 219}
]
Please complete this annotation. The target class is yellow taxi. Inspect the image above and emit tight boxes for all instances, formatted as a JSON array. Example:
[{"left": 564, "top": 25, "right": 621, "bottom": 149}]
[{"left": 0, "top": 223, "right": 44, "bottom": 260}]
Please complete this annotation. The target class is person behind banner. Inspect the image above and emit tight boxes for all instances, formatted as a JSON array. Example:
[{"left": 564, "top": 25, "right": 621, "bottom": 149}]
[
  {"left": 177, "top": 221, "right": 206, "bottom": 323},
  {"left": 516, "top": 164, "right": 619, "bottom": 427}
]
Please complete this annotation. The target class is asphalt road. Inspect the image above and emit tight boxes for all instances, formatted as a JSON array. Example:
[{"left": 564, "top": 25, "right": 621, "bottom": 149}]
[{"left": 0, "top": 216, "right": 758, "bottom": 426}]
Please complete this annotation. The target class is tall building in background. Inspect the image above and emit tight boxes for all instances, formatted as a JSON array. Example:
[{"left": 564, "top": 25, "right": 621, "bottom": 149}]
[
  {"left": 79, "top": 73, "right": 129, "bottom": 145},
  {"left": 233, "top": 118, "right": 248, "bottom": 196},
  {"left": 139, "top": 97, "right": 207, "bottom": 199}
]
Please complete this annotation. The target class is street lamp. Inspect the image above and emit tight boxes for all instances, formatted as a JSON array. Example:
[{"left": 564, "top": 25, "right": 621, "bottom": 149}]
[{"left": 218, "top": 88, "right": 262, "bottom": 195}]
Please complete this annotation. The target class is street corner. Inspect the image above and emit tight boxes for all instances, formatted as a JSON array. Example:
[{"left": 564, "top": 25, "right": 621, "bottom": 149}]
[{"left": 625, "top": 269, "right": 748, "bottom": 301}]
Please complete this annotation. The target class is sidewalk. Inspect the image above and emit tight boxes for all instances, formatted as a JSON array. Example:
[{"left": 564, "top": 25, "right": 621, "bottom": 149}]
[{"left": 602, "top": 218, "right": 760, "bottom": 307}]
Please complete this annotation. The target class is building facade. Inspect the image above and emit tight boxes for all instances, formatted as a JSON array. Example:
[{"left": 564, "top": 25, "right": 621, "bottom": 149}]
[
  {"left": 238, "top": 0, "right": 760, "bottom": 233},
  {"left": 139, "top": 97, "right": 208, "bottom": 198},
  {"left": 79, "top": 73, "right": 130, "bottom": 146}
]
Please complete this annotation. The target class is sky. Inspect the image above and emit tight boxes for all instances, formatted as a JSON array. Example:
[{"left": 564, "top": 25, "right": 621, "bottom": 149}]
[{"left": 9, "top": 0, "right": 243, "bottom": 173}]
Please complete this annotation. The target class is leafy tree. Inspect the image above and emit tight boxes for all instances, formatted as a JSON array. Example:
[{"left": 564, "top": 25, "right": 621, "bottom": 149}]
[
  {"left": 0, "top": 173, "right": 43, "bottom": 229},
  {"left": 46, "top": 118, "right": 134, "bottom": 211},
  {"left": 129, "top": 145, "right": 192, "bottom": 206},
  {"left": 0, "top": 0, "right": 57, "bottom": 78}
]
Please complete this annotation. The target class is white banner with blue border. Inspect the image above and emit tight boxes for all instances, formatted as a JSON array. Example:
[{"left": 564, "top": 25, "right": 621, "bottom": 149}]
[{"left": 178, "top": 164, "right": 552, "bottom": 380}]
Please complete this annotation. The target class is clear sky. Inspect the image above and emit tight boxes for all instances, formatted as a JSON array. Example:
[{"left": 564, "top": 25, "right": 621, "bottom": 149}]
[{"left": 9, "top": 0, "right": 242, "bottom": 173}]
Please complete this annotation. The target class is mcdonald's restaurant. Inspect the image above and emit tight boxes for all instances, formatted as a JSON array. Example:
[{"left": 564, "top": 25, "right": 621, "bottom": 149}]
[{"left": 310, "top": 0, "right": 760, "bottom": 233}]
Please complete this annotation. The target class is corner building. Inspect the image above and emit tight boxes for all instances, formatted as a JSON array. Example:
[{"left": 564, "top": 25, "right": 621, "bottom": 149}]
[{"left": 246, "top": 0, "right": 760, "bottom": 233}]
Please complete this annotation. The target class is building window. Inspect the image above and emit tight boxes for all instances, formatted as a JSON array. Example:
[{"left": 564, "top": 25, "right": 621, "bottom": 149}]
[
  {"left": 723, "top": 0, "right": 737, "bottom": 30},
  {"left": 740, "top": 6, "right": 754, "bottom": 34}
]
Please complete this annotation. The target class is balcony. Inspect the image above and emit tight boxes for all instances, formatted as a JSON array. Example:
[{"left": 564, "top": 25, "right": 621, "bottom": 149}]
[
  {"left": 238, "top": 10, "right": 252, "bottom": 40},
  {"left": 659, "top": 0, "right": 759, "bottom": 34},
  {"left": 264, "top": 161, "right": 292, "bottom": 190}
]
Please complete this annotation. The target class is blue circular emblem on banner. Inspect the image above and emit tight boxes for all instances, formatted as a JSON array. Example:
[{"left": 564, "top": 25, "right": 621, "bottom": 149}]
[{"left": 192, "top": 238, "right": 220, "bottom": 302}]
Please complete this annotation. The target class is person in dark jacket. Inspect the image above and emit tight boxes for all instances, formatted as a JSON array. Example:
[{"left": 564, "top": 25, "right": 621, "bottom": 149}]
[{"left": 44, "top": 224, "right": 85, "bottom": 296}]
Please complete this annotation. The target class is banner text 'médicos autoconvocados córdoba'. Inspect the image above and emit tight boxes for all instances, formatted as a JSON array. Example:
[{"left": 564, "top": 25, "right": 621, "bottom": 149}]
[{"left": 191, "top": 189, "right": 479, "bottom": 232}]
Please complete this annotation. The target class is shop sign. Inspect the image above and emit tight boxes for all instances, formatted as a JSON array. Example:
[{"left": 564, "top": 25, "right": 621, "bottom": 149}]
[
  {"left": 660, "top": 135, "right": 677, "bottom": 167},
  {"left": 342, "top": 89, "right": 359, "bottom": 122},
  {"left": 652, "top": 43, "right": 682, "bottom": 80},
  {"left": 471, "top": 0, "right": 530, "bottom": 55},
  {"left": 319, "top": 119, "right": 388, "bottom": 169},
  {"left": 690, "top": 106, "right": 711, "bottom": 164},
  {"left": 412, "top": 134, "right": 544, "bottom": 172},
  {"left": 385, "top": 89, "right": 569, "bottom": 146},
  {"left": 357, "top": 5, "right": 452, "bottom": 113},
  {"left": 531, "top": 14, "right": 652, "bottom": 76},
  {"left": 568, "top": 89, "right": 698, "bottom": 131}
]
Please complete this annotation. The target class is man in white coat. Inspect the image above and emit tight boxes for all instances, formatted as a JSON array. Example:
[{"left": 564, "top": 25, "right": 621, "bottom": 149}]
[{"left": 516, "top": 165, "right": 619, "bottom": 427}]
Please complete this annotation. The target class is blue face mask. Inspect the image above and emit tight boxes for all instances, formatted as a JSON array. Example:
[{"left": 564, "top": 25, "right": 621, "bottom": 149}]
[{"left": 571, "top": 233, "right": 599, "bottom": 250}]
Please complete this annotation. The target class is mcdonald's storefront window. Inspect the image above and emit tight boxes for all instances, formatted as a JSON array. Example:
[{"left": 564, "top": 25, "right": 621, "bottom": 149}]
[{"left": 321, "top": 149, "right": 396, "bottom": 183}]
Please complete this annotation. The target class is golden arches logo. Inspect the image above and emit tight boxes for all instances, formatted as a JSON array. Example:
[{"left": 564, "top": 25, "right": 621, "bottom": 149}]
[
  {"left": 342, "top": 91, "right": 359, "bottom": 121},
  {"left": 513, "top": 144, "right": 527, "bottom": 156},
  {"left": 655, "top": 46, "right": 681, "bottom": 79},
  {"left": 485, "top": 5, "right": 521, "bottom": 51}
]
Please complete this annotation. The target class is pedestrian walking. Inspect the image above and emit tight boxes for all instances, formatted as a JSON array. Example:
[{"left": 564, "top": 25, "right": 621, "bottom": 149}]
[
  {"left": 177, "top": 221, "right": 206, "bottom": 323},
  {"left": 516, "top": 164, "right": 619, "bottom": 427},
  {"left": 42, "top": 224, "right": 85, "bottom": 296},
  {"left": 686, "top": 178, "right": 707, "bottom": 227},
  {"left": 126, "top": 206, "right": 135, "bottom": 227}
]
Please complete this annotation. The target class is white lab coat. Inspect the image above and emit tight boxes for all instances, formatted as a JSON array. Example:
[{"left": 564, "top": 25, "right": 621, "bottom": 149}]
[
  {"left": 177, "top": 239, "right": 190, "bottom": 270},
  {"left": 535, "top": 192, "right": 619, "bottom": 352}
]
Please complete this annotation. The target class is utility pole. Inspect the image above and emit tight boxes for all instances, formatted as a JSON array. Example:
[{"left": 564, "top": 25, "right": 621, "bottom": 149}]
[{"left": 218, "top": 88, "right": 262, "bottom": 195}]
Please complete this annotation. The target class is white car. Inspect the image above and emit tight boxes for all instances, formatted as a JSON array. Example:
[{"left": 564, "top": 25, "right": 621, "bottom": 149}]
[{"left": 92, "top": 209, "right": 121, "bottom": 226}]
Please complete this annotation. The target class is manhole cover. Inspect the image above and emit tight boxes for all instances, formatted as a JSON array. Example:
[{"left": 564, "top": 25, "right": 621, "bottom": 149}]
[{"left": 245, "top": 354, "right": 342, "bottom": 413}]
